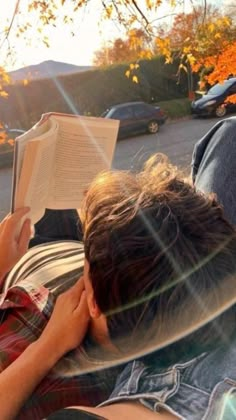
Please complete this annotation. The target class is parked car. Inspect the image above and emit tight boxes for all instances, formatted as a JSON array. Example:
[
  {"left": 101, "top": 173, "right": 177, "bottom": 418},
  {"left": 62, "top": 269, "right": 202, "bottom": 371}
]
[
  {"left": 191, "top": 77, "right": 236, "bottom": 118},
  {"left": 102, "top": 101, "right": 167, "bottom": 138}
]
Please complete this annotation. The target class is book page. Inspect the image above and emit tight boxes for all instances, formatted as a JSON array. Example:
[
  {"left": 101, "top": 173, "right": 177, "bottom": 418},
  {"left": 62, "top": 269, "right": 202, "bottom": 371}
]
[
  {"left": 47, "top": 116, "right": 119, "bottom": 209},
  {"left": 14, "top": 125, "right": 58, "bottom": 224},
  {"left": 11, "top": 119, "right": 52, "bottom": 212}
]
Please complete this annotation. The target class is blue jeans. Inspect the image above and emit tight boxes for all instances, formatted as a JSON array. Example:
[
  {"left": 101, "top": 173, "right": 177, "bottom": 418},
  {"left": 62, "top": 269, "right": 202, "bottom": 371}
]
[
  {"left": 99, "top": 346, "right": 236, "bottom": 419},
  {"left": 99, "top": 116, "right": 236, "bottom": 419},
  {"left": 192, "top": 116, "right": 236, "bottom": 225}
]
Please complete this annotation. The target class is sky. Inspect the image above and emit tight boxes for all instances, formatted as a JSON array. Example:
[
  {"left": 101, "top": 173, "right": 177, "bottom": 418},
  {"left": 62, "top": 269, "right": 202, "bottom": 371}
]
[
  {"left": 0, "top": 0, "right": 231, "bottom": 71},
  {"left": 1, "top": 0, "right": 109, "bottom": 70}
]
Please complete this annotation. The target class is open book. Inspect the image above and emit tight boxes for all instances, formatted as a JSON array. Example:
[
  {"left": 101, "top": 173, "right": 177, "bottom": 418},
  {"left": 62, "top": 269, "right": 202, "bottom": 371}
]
[{"left": 11, "top": 112, "right": 119, "bottom": 224}]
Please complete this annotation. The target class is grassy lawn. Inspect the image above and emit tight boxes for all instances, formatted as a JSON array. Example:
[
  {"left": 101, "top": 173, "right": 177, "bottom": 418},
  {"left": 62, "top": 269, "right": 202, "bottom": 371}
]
[{"left": 157, "top": 98, "right": 191, "bottom": 119}]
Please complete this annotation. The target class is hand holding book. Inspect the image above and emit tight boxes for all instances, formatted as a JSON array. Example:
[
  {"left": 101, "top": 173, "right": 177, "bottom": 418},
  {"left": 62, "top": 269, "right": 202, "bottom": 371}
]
[{"left": 11, "top": 112, "right": 119, "bottom": 225}]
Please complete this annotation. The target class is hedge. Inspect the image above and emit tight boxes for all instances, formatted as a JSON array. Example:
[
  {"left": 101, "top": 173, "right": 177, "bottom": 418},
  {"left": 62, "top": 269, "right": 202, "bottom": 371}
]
[
  {"left": 0, "top": 56, "right": 198, "bottom": 130},
  {"left": 157, "top": 98, "right": 192, "bottom": 119}
]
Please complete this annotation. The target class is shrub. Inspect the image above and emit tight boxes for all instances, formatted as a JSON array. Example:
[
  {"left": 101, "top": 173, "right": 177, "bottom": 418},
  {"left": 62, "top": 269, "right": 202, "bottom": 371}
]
[{"left": 0, "top": 57, "right": 198, "bottom": 129}]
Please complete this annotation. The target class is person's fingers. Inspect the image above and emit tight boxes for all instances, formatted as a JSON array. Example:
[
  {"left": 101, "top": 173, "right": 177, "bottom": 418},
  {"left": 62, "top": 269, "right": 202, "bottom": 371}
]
[
  {"left": 56, "top": 278, "right": 85, "bottom": 310},
  {"left": 65, "top": 277, "right": 85, "bottom": 297},
  {"left": 72, "top": 277, "right": 85, "bottom": 291},
  {"left": 74, "top": 291, "right": 90, "bottom": 339},
  {"left": 3, "top": 208, "right": 30, "bottom": 236},
  {"left": 18, "top": 218, "right": 31, "bottom": 253},
  {"left": 11, "top": 207, "right": 30, "bottom": 219},
  {"left": 65, "top": 278, "right": 85, "bottom": 308},
  {"left": 75, "top": 291, "right": 89, "bottom": 317}
]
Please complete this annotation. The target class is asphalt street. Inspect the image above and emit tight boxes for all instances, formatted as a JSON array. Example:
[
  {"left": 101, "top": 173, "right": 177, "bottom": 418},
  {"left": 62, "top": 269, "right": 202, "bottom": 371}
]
[{"left": 0, "top": 116, "right": 227, "bottom": 220}]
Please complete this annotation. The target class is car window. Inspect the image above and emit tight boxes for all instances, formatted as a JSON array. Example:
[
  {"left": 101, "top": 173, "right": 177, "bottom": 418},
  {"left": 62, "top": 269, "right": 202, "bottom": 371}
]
[
  {"left": 111, "top": 107, "right": 133, "bottom": 120},
  {"left": 207, "top": 81, "right": 234, "bottom": 96},
  {"left": 133, "top": 104, "right": 151, "bottom": 117},
  {"left": 228, "top": 83, "right": 236, "bottom": 94},
  {"left": 101, "top": 109, "right": 110, "bottom": 117}
]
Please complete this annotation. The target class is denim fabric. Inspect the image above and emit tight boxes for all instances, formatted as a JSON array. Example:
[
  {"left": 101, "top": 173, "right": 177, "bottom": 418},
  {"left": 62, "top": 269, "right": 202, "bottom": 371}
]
[
  {"left": 100, "top": 334, "right": 236, "bottom": 419},
  {"left": 100, "top": 117, "right": 236, "bottom": 419},
  {"left": 192, "top": 116, "right": 236, "bottom": 225}
]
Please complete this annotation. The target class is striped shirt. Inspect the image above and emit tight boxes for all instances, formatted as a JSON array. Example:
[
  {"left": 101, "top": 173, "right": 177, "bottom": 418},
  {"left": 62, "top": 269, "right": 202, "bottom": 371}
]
[{"left": 0, "top": 241, "right": 118, "bottom": 419}]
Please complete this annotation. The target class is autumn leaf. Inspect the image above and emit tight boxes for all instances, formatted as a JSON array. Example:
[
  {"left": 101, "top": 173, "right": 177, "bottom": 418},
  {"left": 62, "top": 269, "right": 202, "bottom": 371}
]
[
  {"left": 7, "top": 139, "right": 14, "bottom": 147},
  {"left": 222, "top": 16, "right": 231, "bottom": 27},
  {"left": 0, "top": 129, "right": 7, "bottom": 144},
  {"left": 208, "top": 23, "right": 215, "bottom": 33},
  {"left": 0, "top": 91, "right": 8, "bottom": 98},
  {"left": 179, "top": 63, "right": 188, "bottom": 73},
  {"left": 146, "top": 0, "right": 153, "bottom": 10},
  {"left": 105, "top": 5, "right": 113, "bottom": 19},
  {"left": 2, "top": 0, "right": 236, "bottom": 95},
  {"left": 186, "top": 54, "right": 196, "bottom": 66},
  {"left": 225, "top": 94, "right": 236, "bottom": 104},
  {"left": 183, "top": 46, "right": 191, "bottom": 54},
  {"left": 165, "top": 56, "right": 173, "bottom": 64}
]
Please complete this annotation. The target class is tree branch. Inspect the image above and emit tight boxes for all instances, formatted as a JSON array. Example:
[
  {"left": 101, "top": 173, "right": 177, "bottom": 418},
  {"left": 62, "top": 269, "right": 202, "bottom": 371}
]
[
  {"left": 0, "top": 0, "right": 21, "bottom": 50},
  {"left": 131, "top": 0, "right": 150, "bottom": 27}
]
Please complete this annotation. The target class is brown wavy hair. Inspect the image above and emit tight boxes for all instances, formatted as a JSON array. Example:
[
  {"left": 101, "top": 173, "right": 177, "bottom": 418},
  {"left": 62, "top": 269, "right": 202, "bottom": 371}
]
[{"left": 82, "top": 154, "right": 236, "bottom": 357}]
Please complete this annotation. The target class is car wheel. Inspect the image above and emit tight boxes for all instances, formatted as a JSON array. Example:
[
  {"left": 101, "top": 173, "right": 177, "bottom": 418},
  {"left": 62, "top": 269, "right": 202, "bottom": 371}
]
[
  {"left": 147, "top": 120, "right": 159, "bottom": 134},
  {"left": 215, "top": 105, "right": 227, "bottom": 118}
]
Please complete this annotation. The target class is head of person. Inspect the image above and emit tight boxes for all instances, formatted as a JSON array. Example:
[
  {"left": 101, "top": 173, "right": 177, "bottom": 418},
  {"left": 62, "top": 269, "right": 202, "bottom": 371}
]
[{"left": 81, "top": 154, "right": 236, "bottom": 359}]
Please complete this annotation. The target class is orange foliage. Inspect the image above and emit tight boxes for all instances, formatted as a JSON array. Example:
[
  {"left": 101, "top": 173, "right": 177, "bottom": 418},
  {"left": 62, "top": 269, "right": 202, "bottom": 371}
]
[
  {"left": 93, "top": 29, "right": 152, "bottom": 66},
  {"left": 7, "top": 139, "right": 15, "bottom": 147},
  {"left": 204, "top": 42, "right": 236, "bottom": 85},
  {"left": 164, "top": 7, "right": 236, "bottom": 75},
  {"left": 2, "top": 1, "right": 236, "bottom": 94},
  {"left": 225, "top": 94, "right": 236, "bottom": 105},
  {"left": 0, "top": 132, "right": 7, "bottom": 145},
  {"left": 192, "top": 41, "right": 236, "bottom": 89}
]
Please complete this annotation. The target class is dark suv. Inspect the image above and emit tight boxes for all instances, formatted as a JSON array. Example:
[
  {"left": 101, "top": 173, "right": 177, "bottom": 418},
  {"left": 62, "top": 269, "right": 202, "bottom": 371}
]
[
  {"left": 102, "top": 101, "right": 167, "bottom": 138},
  {"left": 191, "top": 78, "right": 236, "bottom": 118}
]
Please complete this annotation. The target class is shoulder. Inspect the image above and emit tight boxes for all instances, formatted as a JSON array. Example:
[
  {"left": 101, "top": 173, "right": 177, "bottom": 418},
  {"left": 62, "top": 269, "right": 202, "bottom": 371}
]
[{"left": 4, "top": 241, "right": 85, "bottom": 292}]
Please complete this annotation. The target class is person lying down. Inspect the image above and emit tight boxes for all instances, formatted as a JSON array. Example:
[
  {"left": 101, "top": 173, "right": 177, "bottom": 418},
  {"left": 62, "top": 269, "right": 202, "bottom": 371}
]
[{"left": 0, "top": 152, "right": 236, "bottom": 419}]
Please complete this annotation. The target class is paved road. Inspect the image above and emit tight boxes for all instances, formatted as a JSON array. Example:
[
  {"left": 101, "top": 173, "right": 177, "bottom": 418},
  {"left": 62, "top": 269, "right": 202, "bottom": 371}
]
[
  {"left": 113, "top": 116, "right": 216, "bottom": 171},
  {"left": 0, "top": 116, "right": 225, "bottom": 220}
]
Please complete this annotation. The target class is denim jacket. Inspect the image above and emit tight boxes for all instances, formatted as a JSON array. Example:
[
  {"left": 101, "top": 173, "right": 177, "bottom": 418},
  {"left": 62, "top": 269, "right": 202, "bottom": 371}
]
[{"left": 99, "top": 335, "right": 236, "bottom": 419}]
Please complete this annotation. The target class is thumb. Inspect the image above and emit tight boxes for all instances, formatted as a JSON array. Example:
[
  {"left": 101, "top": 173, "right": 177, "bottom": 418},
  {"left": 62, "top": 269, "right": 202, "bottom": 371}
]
[
  {"left": 0, "top": 218, "right": 7, "bottom": 235},
  {"left": 18, "top": 218, "right": 31, "bottom": 253},
  {"left": 75, "top": 291, "right": 90, "bottom": 318},
  {"left": 75, "top": 291, "right": 90, "bottom": 334}
]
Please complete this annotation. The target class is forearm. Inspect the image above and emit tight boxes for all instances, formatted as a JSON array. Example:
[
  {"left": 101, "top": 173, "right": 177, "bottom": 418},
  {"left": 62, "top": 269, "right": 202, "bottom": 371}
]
[
  {"left": 0, "top": 276, "right": 88, "bottom": 419},
  {"left": 0, "top": 337, "right": 62, "bottom": 420}
]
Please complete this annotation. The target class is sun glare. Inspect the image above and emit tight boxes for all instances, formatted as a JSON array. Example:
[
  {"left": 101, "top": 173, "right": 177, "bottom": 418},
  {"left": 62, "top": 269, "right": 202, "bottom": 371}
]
[{"left": 1, "top": 0, "right": 112, "bottom": 71}]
